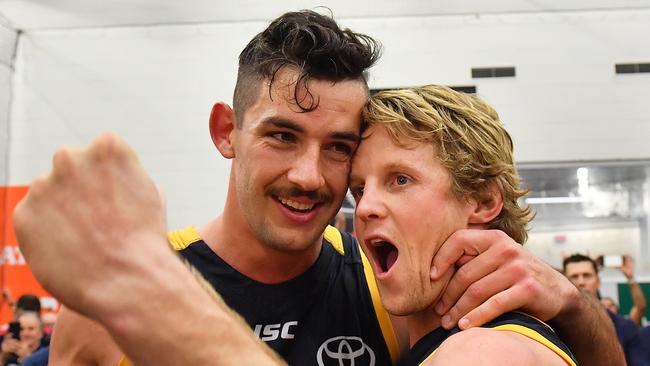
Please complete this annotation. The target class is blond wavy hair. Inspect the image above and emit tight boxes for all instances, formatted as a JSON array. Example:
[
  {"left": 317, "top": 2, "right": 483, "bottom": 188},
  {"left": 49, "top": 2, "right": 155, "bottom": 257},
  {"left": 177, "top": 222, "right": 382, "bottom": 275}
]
[{"left": 362, "top": 85, "right": 532, "bottom": 243}]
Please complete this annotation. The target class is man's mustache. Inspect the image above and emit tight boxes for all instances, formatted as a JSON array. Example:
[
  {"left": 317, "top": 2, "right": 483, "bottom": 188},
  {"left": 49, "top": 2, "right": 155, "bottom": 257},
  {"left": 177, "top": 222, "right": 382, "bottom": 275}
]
[{"left": 267, "top": 186, "right": 332, "bottom": 203}]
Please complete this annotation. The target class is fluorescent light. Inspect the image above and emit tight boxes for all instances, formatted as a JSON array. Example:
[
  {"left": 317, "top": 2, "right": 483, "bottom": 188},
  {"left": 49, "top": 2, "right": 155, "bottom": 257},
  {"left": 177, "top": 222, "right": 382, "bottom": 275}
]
[
  {"left": 577, "top": 167, "right": 589, "bottom": 180},
  {"left": 525, "top": 196, "right": 588, "bottom": 204}
]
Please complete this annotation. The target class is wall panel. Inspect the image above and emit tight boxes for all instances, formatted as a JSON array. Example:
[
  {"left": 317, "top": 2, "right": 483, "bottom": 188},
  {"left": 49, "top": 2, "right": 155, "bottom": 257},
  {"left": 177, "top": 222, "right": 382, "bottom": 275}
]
[{"left": 8, "top": 10, "right": 650, "bottom": 228}]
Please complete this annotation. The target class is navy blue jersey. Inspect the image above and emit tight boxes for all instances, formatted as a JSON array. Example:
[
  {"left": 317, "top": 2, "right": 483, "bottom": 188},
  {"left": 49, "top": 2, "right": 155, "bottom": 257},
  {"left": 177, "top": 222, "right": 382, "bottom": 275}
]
[
  {"left": 168, "top": 225, "right": 399, "bottom": 366},
  {"left": 397, "top": 312, "right": 577, "bottom": 366}
]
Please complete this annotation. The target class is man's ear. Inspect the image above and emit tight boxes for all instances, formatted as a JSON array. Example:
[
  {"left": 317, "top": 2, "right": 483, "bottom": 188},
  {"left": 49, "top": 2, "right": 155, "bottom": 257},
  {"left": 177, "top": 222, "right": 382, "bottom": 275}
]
[
  {"left": 209, "top": 102, "right": 236, "bottom": 159},
  {"left": 467, "top": 183, "right": 504, "bottom": 225}
]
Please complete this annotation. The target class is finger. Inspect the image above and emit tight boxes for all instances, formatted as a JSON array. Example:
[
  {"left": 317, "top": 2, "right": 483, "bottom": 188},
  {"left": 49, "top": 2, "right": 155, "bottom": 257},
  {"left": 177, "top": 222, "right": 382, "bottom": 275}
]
[
  {"left": 155, "top": 183, "right": 168, "bottom": 227},
  {"left": 90, "top": 132, "right": 139, "bottom": 164},
  {"left": 51, "top": 146, "right": 79, "bottom": 181},
  {"left": 438, "top": 264, "right": 516, "bottom": 328},
  {"left": 431, "top": 230, "right": 505, "bottom": 280},
  {"left": 435, "top": 241, "right": 519, "bottom": 315},
  {"left": 453, "top": 285, "right": 532, "bottom": 330},
  {"left": 14, "top": 175, "right": 49, "bottom": 240}
]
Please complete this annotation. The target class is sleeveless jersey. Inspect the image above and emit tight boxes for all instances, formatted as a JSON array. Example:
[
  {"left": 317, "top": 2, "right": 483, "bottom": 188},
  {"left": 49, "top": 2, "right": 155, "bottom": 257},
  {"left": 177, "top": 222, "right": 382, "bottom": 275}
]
[
  {"left": 119, "top": 225, "right": 399, "bottom": 365},
  {"left": 397, "top": 311, "right": 577, "bottom": 366}
]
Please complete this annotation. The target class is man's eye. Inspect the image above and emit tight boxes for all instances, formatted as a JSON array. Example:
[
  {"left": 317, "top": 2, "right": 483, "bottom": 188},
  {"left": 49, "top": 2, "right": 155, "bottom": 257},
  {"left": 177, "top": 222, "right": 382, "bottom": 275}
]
[
  {"left": 271, "top": 132, "right": 296, "bottom": 143},
  {"left": 330, "top": 142, "right": 353, "bottom": 156},
  {"left": 351, "top": 186, "right": 364, "bottom": 201},
  {"left": 396, "top": 175, "right": 409, "bottom": 185}
]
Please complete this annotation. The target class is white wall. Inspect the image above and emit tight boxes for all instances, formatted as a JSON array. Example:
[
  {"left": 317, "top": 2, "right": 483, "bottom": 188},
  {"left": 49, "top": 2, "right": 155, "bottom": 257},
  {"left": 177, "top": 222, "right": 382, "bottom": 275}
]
[
  {"left": 526, "top": 221, "right": 640, "bottom": 270},
  {"left": 10, "top": 22, "right": 264, "bottom": 227},
  {"left": 350, "top": 10, "right": 650, "bottom": 162},
  {"left": 0, "top": 24, "right": 17, "bottom": 185},
  {"left": 8, "top": 9, "right": 650, "bottom": 228}
]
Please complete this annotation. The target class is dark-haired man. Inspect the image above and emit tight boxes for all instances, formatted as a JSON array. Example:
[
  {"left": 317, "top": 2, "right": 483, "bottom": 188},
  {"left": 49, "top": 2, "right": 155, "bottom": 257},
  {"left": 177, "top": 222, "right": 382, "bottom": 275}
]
[
  {"left": 17, "top": 10, "right": 621, "bottom": 366},
  {"left": 564, "top": 254, "right": 647, "bottom": 366}
]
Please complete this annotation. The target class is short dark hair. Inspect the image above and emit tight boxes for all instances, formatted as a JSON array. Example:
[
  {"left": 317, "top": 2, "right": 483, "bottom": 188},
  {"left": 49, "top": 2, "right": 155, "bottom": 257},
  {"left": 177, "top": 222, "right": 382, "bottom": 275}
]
[
  {"left": 16, "top": 294, "right": 41, "bottom": 313},
  {"left": 562, "top": 253, "right": 598, "bottom": 274},
  {"left": 233, "top": 9, "right": 381, "bottom": 126}
]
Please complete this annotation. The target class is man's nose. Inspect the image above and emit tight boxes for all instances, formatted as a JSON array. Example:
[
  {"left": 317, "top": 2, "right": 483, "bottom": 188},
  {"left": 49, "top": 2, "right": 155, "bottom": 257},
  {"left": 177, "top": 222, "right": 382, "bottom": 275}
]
[
  {"left": 287, "top": 146, "right": 325, "bottom": 192},
  {"left": 355, "top": 184, "right": 387, "bottom": 222}
]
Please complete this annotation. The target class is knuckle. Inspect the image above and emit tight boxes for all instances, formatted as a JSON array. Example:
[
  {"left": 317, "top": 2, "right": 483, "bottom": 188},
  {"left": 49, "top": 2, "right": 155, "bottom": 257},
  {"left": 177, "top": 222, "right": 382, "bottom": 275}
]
[
  {"left": 455, "top": 266, "right": 473, "bottom": 285},
  {"left": 506, "top": 260, "right": 527, "bottom": 277},
  {"left": 26, "top": 176, "right": 50, "bottom": 202},
  {"left": 500, "top": 243, "right": 520, "bottom": 259},
  {"left": 12, "top": 202, "right": 27, "bottom": 234},
  {"left": 488, "top": 293, "right": 508, "bottom": 310},
  {"left": 448, "top": 229, "right": 469, "bottom": 246},
  {"left": 447, "top": 305, "right": 461, "bottom": 319},
  {"left": 93, "top": 133, "right": 120, "bottom": 159},
  {"left": 485, "top": 229, "right": 504, "bottom": 243},
  {"left": 466, "top": 283, "right": 484, "bottom": 300},
  {"left": 52, "top": 147, "right": 69, "bottom": 166},
  {"left": 519, "top": 277, "right": 540, "bottom": 295}
]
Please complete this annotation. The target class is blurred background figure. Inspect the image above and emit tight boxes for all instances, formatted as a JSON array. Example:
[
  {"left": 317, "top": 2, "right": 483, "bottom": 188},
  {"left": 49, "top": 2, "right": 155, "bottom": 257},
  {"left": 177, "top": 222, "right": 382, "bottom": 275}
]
[
  {"left": 12, "top": 296, "right": 40, "bottom": 322},
  {"left": 333, "top": 210, "right": 348, "bottom": 232},
  {"left": 640, "top": 325, "right": 650, "bottom": 360},
  {"left": 1, "top": 294, "right": 41, "bottom": 337},
  {"left": 39, "top": 313, "right": 56, "bottom": 337},
  {"left": 595, "top": 255, "right": 647, "bottom": 327},
  {"left": 563, "top": 254, "right": 649, "bottom": 366},
  {"left": 601, "top": 296, "right": 620, "bottom": 315},
  {"left": 0, "top": 311, "right": 48, "bottom": 365}
]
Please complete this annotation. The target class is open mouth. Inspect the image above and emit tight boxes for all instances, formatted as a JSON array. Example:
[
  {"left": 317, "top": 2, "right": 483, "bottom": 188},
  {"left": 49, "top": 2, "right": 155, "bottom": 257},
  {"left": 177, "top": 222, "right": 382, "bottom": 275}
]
[
  {"left": 368, "top": 239, "right": 398, "bottom": 273},
  {"left": 276, "top": 196, "right": 319, "bottom": 213}
]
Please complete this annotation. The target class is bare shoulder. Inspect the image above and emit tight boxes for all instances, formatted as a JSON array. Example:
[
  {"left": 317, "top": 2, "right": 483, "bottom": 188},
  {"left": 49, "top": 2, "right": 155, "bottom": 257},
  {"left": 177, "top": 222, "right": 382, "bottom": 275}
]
[
  {"left": 50, "top": 307, "right": 123, "bottom": 366},
  {"left": 424, "top": 327, "right": 569, "bottom": 366}
]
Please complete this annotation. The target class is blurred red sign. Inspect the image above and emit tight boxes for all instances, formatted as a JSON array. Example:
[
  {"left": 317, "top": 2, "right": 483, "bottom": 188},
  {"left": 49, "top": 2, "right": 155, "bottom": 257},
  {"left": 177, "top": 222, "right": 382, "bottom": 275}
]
[{"left": 1, "top": 186, "right": 58, "bottom": 324}]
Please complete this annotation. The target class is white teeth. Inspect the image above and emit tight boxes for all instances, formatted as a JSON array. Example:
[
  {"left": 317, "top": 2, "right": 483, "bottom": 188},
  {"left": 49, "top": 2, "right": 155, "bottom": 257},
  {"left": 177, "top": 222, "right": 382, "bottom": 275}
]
[
  {"left": 279, "top": 197, "right": 315, "bottom": 211},
  {"left": 370, "top": 239, "right": 388, "bottom": 246}
]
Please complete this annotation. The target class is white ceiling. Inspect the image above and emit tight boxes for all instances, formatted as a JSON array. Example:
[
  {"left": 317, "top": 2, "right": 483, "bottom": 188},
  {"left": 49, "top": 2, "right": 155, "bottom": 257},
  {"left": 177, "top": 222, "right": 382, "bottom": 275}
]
[{"left": 1, "top": 0, "right": 650, "bottom": 31}]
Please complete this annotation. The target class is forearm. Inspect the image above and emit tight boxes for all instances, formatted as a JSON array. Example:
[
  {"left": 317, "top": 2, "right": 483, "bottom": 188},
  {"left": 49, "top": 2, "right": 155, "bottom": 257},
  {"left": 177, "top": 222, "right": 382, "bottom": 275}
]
[
  {"left": 84, "top": 236, "right": 284, "bottom": 365},
  {"left": 629, "top": 280, "right": 647, "bottom": 312},
  {"left": 549, "top": 290, "right": 624, "bottom": 366}
]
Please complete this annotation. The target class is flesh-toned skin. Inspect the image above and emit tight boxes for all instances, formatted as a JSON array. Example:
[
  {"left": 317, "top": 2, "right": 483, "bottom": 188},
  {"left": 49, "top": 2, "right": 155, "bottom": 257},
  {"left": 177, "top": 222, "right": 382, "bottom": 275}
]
[
  {"left": 351, "top": 125, "right": 568, "bottom": 365},
  {"left": 203, "top": 69, "right": 366, "bottom": 284},
  {"left": 17, "top": 74, "right": 624, "bottom": 364}
]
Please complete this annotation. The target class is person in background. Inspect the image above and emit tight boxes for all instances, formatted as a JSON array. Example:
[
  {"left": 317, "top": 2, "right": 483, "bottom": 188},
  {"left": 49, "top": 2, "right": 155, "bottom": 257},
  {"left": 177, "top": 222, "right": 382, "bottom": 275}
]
[
  {"left": 39, "top": 313, "right": 57, "bottom": 337},
  {"left": 1, "top": 294, "right": 41, "bottom": 329},
  {"left": 0, "top": 312, "right": 48, "bottom": 365},
  {"left": 17, "top": 346, "right": 49, "bottom": 366},
  {"left": 564, "top": 254, "right": 648, "bottom": 366},
  {"left": 0, "top": 294, "right": 43, "bottom": 365},
  {"left": 639, "top": 325, "right": 650, "bottom": 359},
  {"left": 598, "top": 255, "right": 647, "bottom": 327},
  {"left": 333, "top": 210, "right": 349, "bottom": 232}
]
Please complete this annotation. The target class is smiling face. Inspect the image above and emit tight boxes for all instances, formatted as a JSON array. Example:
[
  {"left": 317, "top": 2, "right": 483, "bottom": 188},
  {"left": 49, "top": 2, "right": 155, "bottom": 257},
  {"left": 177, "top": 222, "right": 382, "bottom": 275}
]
[
  {"left": 222, "top": 68, "right": 367, "bottom": 253},
  {"left": 351, "top": 126, "right": 477, "bottom": 315},
  {"left": 18, "top": 312, "right": 43, "bottom": 348}
]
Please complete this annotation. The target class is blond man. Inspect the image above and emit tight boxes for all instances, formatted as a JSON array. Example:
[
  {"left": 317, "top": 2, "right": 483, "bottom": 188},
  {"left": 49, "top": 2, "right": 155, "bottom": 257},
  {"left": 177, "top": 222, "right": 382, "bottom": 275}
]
[{"left": 350, "top": 85, "right": 588, "bottom": 365}]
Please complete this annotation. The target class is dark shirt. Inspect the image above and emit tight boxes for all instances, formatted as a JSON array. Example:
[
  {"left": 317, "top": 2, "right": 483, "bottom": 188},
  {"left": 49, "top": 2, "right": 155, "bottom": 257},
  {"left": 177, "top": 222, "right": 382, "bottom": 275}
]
[
  {"left": 639, "top": 326, "right": 650, "bottom": 360},
  {"left": 20, "top": 346, "right": 49, "bottom": 366},
  {"left": 608, "top": 311, "right": 649, "bottom": 366},
  {"left": 1, "top": 336, "right": 49, "bottom": 366},
  {"left": 171, "top": 225, "right": 397, "bottom": 366},
  {"left": 397, "top": 312, "right": 577, "bottom": 366}
]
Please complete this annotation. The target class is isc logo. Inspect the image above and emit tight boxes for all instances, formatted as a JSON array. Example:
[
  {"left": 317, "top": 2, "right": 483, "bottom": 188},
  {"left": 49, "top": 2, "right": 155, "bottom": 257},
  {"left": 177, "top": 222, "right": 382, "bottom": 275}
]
[{"left": 253, "top": 321, "right": 298, "bottom": 342}]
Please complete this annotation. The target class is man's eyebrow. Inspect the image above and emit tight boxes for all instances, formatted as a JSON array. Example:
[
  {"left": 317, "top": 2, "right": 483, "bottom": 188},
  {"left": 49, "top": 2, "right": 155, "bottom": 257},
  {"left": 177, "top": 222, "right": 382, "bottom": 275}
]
[
  {"left": 331, "top": 131, "right": 361, "bottom": 144},
  {"left": 260, "top": 117, "right": 305, "bottom": 132},
  {"left": 261, "top": 117, "right": 360, "bottom": 143}
]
